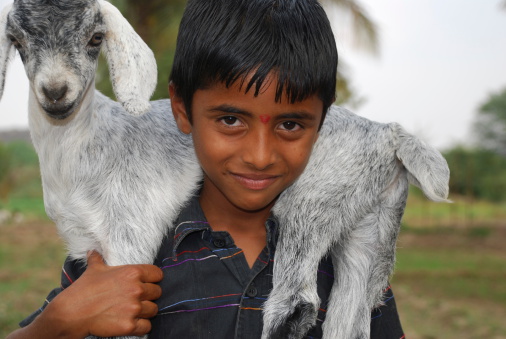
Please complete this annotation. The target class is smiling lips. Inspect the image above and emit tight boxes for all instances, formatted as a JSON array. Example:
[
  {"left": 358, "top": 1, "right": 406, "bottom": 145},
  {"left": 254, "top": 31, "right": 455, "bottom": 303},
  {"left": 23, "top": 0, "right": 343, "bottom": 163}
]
[{"left": 230, "top": 173, "right": 280, "bottom": 190}]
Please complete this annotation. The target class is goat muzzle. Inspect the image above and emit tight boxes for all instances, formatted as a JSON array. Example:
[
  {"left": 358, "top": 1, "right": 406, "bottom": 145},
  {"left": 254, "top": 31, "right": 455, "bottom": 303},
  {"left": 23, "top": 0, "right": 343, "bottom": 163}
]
[{"left": 42, "top": 85, "right": 69, "bottom": 103}]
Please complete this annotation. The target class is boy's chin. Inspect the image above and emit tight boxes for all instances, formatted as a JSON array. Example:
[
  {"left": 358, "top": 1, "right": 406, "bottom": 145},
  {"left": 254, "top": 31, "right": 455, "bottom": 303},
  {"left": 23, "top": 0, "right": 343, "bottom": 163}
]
[{"left": 232, "top": 195, "right": 278, "bottom": 214}]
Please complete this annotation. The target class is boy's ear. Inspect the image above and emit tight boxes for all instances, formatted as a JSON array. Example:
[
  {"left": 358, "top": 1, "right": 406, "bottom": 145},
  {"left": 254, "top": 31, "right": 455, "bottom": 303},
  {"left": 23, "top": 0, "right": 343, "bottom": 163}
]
[{"left": 169, "top": 82, "right": 192, "bottom": 134}]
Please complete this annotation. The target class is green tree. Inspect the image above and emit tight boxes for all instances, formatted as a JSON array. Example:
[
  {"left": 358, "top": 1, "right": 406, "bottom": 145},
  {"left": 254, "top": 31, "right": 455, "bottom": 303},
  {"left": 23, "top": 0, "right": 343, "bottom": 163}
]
[
  {"left": 98, "top": 0, "right": 378, "bottom": 105},
  {"left": 473, "top": 87, "right": 506, "bottom": 156},
  {"left": 444, "top": 146, "right": 506, "bottom": 202}
]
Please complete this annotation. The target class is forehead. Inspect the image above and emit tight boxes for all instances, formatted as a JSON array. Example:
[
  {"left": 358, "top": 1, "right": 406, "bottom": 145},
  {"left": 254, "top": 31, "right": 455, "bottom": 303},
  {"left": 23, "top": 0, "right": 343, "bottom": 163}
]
[
  {"left": 195, "top": 78, "right": 324, "bottom": 117},
  {"left": 8, "top": 0, "right": 101, "bottom": 37},
  {"left": 205, "top": 73, "right": 323, "bottom": 109}
]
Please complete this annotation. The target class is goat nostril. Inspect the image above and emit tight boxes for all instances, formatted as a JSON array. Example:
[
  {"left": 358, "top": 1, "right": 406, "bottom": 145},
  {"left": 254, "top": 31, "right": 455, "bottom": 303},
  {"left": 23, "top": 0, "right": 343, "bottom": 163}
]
[{"left": 43, "top": 85, "right": 68, "bottom": 103}]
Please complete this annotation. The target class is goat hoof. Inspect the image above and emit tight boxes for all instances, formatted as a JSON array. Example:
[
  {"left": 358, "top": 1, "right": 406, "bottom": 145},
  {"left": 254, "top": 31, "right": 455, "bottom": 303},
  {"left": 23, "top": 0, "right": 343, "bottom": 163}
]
[
  {"left": 263, "top": 295, "right": 318, "bottom": 339},
  {"left": 273, "top": 302, "right": 318, "bottom": 339}
]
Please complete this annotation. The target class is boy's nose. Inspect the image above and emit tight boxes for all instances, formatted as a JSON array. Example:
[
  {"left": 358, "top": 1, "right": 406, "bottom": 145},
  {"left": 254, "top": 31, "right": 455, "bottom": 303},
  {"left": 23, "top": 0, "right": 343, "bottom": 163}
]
[{"left": 242, "top": 129, "right": 277, "bottom": 170}]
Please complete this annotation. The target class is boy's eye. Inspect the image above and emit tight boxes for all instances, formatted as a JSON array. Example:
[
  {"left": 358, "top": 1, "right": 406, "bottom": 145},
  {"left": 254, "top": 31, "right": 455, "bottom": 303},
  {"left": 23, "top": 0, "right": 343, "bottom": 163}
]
[
  {"left": 219, "top": 116, "right": 241, "bottom": 127},
  {"left": 280, "top": 121, "right": 301, "bottom": 131}
]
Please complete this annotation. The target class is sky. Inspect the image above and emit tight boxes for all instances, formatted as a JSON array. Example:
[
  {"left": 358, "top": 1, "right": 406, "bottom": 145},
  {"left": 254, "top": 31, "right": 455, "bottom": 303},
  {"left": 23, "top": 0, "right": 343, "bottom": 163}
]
[{"left": 0, "top": 0, "right": 505, "bottom": 150}]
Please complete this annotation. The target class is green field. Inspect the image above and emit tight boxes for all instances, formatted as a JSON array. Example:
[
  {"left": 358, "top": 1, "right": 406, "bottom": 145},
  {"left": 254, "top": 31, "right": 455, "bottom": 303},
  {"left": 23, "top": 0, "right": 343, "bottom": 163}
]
[{"left": 1, "top": 193, "right": 505, "bottom": 338}]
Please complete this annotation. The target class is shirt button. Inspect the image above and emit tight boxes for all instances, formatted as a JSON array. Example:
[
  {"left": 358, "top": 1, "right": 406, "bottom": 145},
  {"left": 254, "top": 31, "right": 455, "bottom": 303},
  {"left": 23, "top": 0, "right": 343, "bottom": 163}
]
[
  {"left": 246, "top": 284, "right": 258, "bottom": 298},
  {"left": 213, "top": 239, "right": 226, "bottom": 248}
]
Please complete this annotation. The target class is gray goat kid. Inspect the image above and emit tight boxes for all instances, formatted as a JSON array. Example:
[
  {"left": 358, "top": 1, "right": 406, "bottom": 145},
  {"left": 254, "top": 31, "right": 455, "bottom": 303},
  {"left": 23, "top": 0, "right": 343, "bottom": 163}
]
[
  {"left": 263, "top": 106, "right": 449, "bottom": 338},
  {"left": 0, "top": 0, "right": 450, "bottom": 338}
]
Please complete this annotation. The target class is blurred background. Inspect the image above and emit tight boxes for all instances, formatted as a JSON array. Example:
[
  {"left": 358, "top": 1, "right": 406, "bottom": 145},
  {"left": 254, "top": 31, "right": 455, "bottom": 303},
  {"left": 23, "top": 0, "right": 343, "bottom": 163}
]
[{"left": 0, "top": 0, "right": 505, "bottom": 338}]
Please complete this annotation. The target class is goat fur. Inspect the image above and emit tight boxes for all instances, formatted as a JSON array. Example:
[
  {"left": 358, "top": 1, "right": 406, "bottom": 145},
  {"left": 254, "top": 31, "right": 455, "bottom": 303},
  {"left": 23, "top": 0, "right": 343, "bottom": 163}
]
[
  {"left": 263, "top": 108, "right": 449, "bottom": 338},
  {"left": 1, "top": 2, "right": 201, "bottom": 339},
  {"left": 0, "top": 1, "right": 450, "bottom": 338}
]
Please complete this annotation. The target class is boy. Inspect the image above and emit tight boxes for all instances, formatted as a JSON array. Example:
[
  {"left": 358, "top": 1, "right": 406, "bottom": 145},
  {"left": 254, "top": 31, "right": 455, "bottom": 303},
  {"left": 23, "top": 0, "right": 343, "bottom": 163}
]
[{"left": 8, "top": 0, "right": 405, "bottom": 338}]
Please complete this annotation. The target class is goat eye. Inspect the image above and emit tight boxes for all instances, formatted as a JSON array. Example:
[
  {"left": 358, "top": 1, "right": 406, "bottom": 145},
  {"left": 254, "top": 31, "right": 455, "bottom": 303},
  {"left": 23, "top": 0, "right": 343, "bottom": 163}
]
[{"left": 89, "top": 33, "right": 104, "bottom": 47}]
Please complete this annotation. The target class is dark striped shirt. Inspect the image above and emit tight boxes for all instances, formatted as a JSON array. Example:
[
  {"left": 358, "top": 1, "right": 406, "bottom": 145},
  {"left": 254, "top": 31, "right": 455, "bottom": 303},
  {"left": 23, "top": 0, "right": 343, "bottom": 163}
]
[{"left": 21, "top": 196, "right": 405, "bottom": 338}]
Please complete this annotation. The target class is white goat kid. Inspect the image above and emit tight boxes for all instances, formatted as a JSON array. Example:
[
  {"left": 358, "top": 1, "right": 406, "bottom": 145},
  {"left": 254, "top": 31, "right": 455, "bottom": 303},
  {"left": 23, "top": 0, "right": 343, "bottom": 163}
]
[
  {"left": 0, "top": 2, "right": 201, "bottom": 338},
  {"left": 0, "top": 0, "right": 201, "bottom": 270},
  {"left": 0, "top": 1, "right": 450, "bottom": 338}
]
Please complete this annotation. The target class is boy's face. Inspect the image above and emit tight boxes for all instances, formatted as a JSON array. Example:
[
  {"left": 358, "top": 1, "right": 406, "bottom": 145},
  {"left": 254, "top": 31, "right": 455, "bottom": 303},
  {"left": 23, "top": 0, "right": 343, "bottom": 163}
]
[{"left": 170, "top": 75, "right": 323, "bottom": 214}]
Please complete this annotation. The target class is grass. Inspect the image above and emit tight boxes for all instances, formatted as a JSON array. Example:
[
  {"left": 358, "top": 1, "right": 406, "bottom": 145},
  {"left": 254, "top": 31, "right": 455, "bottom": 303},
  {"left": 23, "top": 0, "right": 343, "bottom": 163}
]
[
  {"left": 395, "top": 249, "right": 505, "bottom": 303},
  {"left": 0, "top": 221, "right": 65, "bottom": 336},
  {"left": 403, "top": 187, "right": 506, "bottom": 229},
  {"left": 392, "top": 220, "right": 506, "bottom": 339},
  {"left": 0, "top": 141, "right": 47, "bottom": 220},
  {"left": 0, "top": 197, "right": 47, "bottom": 220}
]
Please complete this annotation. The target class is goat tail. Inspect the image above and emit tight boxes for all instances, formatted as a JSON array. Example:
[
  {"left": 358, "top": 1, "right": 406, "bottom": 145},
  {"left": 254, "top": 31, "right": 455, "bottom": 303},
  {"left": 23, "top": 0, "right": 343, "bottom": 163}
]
[
  {"left": 391, "top": 123, "right": 451, "bottom": 203},
  {"left": 0, "top": 3, "right": 15, "bottom": 101}
]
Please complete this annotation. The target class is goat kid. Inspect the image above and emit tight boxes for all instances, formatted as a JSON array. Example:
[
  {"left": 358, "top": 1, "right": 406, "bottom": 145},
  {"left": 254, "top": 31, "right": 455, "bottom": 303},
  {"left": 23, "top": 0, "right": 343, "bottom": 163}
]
[
  {"left": 263, "top": 106, "right": 450, "bottom": 338},
  {"left": 0, "top": 0, "right": 201, "bottom": 269},
  {"left": 0, "top": 2, "right": 200, "bottom": 338},
  {"left": 0, "top": 1, "right": 450, "bottom": 338}
]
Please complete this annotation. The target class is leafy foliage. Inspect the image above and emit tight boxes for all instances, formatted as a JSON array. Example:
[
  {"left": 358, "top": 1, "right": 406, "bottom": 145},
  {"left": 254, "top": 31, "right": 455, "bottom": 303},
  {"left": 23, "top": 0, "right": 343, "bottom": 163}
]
[
  {"left": 473, "top": 87, "right": 506, "bottom": 156},
  {"left": 444, "top": 147, "right": 506, "bottom": 202}
]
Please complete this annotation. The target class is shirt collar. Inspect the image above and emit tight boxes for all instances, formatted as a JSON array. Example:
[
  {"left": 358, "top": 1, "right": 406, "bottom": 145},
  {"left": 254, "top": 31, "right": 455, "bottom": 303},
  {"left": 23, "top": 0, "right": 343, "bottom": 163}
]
[
  {"left": 170, "top": 193, "right": 280, "bottom": 260},
  {"left": 172, "top": 195, "right": 210, "bottom": 257}
]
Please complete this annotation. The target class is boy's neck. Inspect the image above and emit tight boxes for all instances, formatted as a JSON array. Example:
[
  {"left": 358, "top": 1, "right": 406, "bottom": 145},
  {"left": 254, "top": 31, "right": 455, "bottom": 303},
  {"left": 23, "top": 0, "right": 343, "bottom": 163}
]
[{"left": 199, "top": 178, "right": 273, "bottom": 268}]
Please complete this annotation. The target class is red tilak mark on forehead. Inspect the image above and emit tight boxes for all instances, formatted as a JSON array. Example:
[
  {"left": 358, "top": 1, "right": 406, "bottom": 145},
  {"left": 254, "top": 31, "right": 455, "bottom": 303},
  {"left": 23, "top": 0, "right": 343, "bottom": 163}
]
[{"left": 260, "top": 115, "right": 271, "bottom": 124}]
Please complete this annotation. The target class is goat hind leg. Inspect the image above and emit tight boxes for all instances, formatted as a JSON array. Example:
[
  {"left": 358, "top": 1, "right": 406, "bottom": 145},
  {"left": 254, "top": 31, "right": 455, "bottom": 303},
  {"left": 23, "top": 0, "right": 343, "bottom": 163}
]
[
  {"left": 322, "top": 220, "right": 377, "bottom": 339},
  {"left": 262, "top": 219, "right": 334, "bottom": 339}
]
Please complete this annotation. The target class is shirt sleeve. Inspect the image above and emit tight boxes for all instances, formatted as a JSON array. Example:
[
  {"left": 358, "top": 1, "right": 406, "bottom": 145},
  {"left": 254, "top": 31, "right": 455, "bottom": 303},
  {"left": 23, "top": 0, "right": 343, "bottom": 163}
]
[
  {"left": 370, "top": 285, "right": 406, "bottom": 339},
  {"left": 19, "top": 257, "right": 86, "bottom": 328}
]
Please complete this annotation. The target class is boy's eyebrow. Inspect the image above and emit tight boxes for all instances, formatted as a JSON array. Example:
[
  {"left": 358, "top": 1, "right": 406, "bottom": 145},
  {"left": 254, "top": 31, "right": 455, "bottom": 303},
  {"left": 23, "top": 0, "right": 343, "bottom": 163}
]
[
  {"left": 208, "top": 105, "right": 317, "bottom": 121},
  {"left": 208, "top": 104, "right": 253, "bottom": 117},
  {"left": 275, "top": 112, "right": 318, "bottom": 121}
]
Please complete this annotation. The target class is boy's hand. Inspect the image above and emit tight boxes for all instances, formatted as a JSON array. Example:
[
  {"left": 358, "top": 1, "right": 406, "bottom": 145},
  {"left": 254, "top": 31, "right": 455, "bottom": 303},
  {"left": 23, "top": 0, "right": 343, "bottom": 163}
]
[{"left": 42, "top": 251, "right": 163, "bottom": 338}]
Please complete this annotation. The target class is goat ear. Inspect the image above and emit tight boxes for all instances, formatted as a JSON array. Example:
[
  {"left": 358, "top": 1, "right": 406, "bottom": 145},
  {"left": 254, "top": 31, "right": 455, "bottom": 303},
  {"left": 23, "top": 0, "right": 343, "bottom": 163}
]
[
  {"left": 0, "top": 3, "right": 15, "bottom": 102},
  {"left": 393, "top": 123, "right": 451, "bottom": 202},
  {"left": 98, "top": 0, "right": 157, "bottom": 116}
]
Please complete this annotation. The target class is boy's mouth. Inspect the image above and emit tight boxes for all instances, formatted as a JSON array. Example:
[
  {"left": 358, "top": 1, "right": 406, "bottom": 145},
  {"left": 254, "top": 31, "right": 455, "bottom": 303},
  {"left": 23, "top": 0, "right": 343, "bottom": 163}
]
[{"left": 230, "top": 172, "right": 280, "bottom": 191}]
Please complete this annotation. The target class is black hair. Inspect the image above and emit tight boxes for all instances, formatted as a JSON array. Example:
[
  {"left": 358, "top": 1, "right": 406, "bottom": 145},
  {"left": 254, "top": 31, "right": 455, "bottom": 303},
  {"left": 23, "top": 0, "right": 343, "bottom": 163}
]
[{"left": 169, "top": 0, "right": 338, "bottom": 124}]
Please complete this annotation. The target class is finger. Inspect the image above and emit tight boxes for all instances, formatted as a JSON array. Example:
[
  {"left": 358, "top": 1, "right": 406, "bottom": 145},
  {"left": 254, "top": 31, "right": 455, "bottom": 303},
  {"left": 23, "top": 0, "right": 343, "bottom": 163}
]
[
  {"left": 138, "top": 300, "right": 159, "bottom": 318},
  {"left": 141, "top": 282, "right": 162, "bottom": 301},
  {"left": 130, "top": 318, "right": 153, "bottom": 337},
  {"left": 136, "top": 265, "right": 164, "bottom": 283}
]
